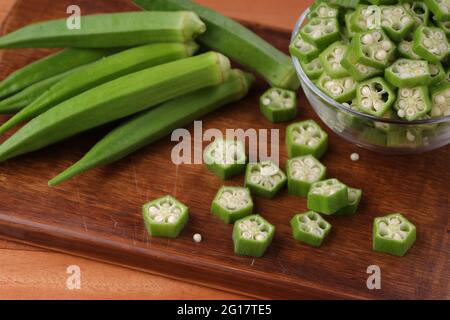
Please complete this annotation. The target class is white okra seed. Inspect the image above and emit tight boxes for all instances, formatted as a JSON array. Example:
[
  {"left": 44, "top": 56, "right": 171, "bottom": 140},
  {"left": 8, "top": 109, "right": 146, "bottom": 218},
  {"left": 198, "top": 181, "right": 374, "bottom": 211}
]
[
  {"left": 193, "top": 233, "right": 202, "bottom": 243},
  {"left": 350, "top": 153, "right": 360, "bottom": 161}
]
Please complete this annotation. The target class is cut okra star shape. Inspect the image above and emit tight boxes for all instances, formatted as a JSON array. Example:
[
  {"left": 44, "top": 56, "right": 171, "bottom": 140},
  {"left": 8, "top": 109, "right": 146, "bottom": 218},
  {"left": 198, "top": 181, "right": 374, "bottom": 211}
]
[
  {"left": 286, "top": 120, "right": 328, "bottom": 159},
  {"left": 385, "top": 59, "right": 431, "bottom": 88},
  {"left": 259, "top": 88, "right": 297, "bottom": 123},
  {"left": 356, "top": 77, "right": 396, "bottom": 117},
  {"left": 287, "top": 155, "right": 327, "bottom": 197},
  {"left": 373, "top": 213, "right": 416, "bottom": 256},
  {"left": 307, "top": 178, "right": 348, "bottom": 215},
  {"left": 203, "top": 138, "right": 246, "bottom": 180},
  {"left": 394, "top": 86, "right": 431, "bottom": 121},
  {"left": 413, "top": 26, "right": 450, "bottom": 63},
  {"left": 233, "top": 214, "right": 275, "bottom": 257},
  {"left": 290, "top": 211, "right": 331, "bottom": 247},
  {"left": 211, "top": 186, "right": 253, "bottom": 224},
  {"left": 245, "top": 161, "right": 286, "bottom": 198}
]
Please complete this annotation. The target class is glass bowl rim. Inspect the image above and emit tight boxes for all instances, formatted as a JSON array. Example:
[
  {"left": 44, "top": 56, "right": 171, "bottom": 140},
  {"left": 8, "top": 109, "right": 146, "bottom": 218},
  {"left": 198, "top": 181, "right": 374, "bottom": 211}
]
[{"left": 291, "top": 7, "right": 450, "bottom": 126}]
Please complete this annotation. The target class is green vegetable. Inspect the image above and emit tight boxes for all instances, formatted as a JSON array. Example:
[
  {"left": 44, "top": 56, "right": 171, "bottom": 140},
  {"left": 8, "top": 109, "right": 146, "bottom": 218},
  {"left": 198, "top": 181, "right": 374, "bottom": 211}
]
[
  {"left": 402, "top": 1, "right": 430, "bottom": 27},
  {"left": 245, "top": 161, "right": 287, "bottom": 198},
  {"left": 286, "top": 120, "right": 328, "bottom": 159},
  {"left": 428, "top": 62, "right": 446, "bottom": 85},
  {"left": 0, "top": 48, "right": 111, "bottom": 99},
  {"left": 360, "top": 127, "right": 387, "bottom": 146},
  {"left": 356, "top": 77, "right": 396, "bottom": 117},
  {"left": 350, "top": 29, "right": 396, "bottom": 68},
  {"left": 300, "top": 57, "right": 324, "bottom": 80},
  {"left": 0, "top": 52, "right": 231, "bottom": 163},
  {"left": 341, "top": 47, "right": 383, "bottom": 81},
  {"left": 232, "top": 214, "right": 275, "bottom": 257},
  {"left": 394, "top": 86, "right": 431, "bottom": 121},
  {"left": 425, "top": 0, "right": 450, "bottom": 21},
  {"left": 290, "top": 32, "right": 320, "bottom": 63},
  {"left": 413, "top": 26, "right": 450, "bottom": 63},
  {"left": 373, "top": 213, "right": 416, "bottom": 256},
  {"left": 398, "top": 40, "right": 422, "bottom": 60},
  {"left": 286, "top": 155, "right": 327, "bottom": 197},
  {"left": 379, "top": 5, "right": 415, "bottom": 42},
  {"left": 0, "top": 70, "right": 71, "bottom": 114},
  {"left": 49, "top": 69, "right": 252, "bottom": 186},
  {"left": 335, "top": 187, "right": 362, "bottom": 215},
  {"left": 0, "top": 42, "right": 197, "bottom": 136},
  {"left": 385, "top": 59, "right": 431, "bottom": 87},
  {"left": 143, "top": 195, "right": 189, "bottom": 238},
  {"left": 430, "top": 81, "right": 450, "bottom": 117},
  {"left": 259, "top": 88, "right": 297, "bottom": 123},
  {"left": 317, "top": 73, "right": 357, "bottom": 102},
  {"left": 308, "top": 2, "right": 340, "bottom": 19},
  {"left": 307, "top": 178, "right": 348, "bottom": 215},
  {"left": 0, "top": 12, "right": 206, "bottom": 48},
  {"left": 344, "top": 11, "right": 357, "bottom": 38},
  {"left": 290, "top": 211, "right": 331, "bottom": 247},
  {"left": 350, "top": 5, "right": 382, "bottom": 32},
  {"left": 300, "top": 17, "right": 341, "bottom": 49},
  {"left": 203, "top": 138, "right": 247, "bottom": 180},
  {"left": 319, "top": 41, "right": 350, "bottom": 78},
  {"left": 211, "top": 186, "right": 253, "bottom": 224},
  {"left": 135, "top": 0, "right": 299, "bottom": 90}
]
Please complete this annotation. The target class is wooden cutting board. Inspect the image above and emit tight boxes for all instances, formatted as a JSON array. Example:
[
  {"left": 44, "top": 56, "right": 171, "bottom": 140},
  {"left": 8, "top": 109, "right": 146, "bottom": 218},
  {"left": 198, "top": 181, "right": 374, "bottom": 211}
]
[{"left": 0, "top": 0, "right": 448, "bottom": 299}]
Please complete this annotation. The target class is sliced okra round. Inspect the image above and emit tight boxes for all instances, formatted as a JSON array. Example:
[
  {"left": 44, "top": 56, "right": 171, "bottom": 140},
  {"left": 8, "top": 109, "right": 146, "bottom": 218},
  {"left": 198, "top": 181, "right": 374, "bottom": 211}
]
[
  {"left": 351, "top": 29, "right": 396, "bottom": 68},
  {"left": 289, "top": 32, "right": 320, "bottom": 63},
  {"left": 402, "top": 1, "right": 430, "bottom": 28},
  {"left": 259, "top": 88, "right": 297, "bottom": 123},
  {"left": 286, "top": 120, "right": 329, "bottom": 159},
  {"left": 211, "top": 186, "right": 253, "bottom": 224},
  {"left": 356, "top": 77, "right": 396, "bottom": 117},
  {"left": 424, "top": 0, "right": 450, "bottom": 21},
  {"left": 299, "top": 17, "right": 341, "bottom": 49},
  {"left": 317, "top": 73, "right": 357, "bottom": 102},
  {"left": 413, "top": 26, "right": 450, "bottom": 63},
  {"left": 394, "top": 86, "right": 431, "bottom": 121},
  {"left": 308, "top": 3, "right": 340, "bottom": 19},
  {"left": 350, "top": 5, "right": 382, "bottom": 32},
  {"left": 286, "top": 155, "right": 327, "bottom": 197},
  {"left": 319, "top": 41, "right": 350, "bottom": 78},
  {"left": 335, "top": 188, "right": 362, "bottom": 216},
  {"left": 344, "top": 11, "right": 357, "bottom": 39},
  {"left": 300, "top": 57, "right": 324, "bottom": 80},
  {"left": 341, "top": 47, "right": 383, "bottom": 81},
  {"left": 387, "top": 128, "right": 424, "bottom": 147},
  {"left": 398, "top": 40, "right": 422, "bottom": 60},
  {"left": 380, "top": 5, "right": 415, "bottom": 42},
  {"left": 373, "top": 213, "right": 416, "bottom": 256},
  {"left": 307, "top": 178, "right": 349, "bottom": 215},
  {"left": 245, "top": 161, "right": 286, "bottom": 198},
  {"left": 203, "top": 138, "right": 246, "bottom": 180},
  {"left": 142, "top": 195, "right": 189, "bottom": 238},
  {"left": 431, "top": 82, "right": 450, "bottom": 117},
  {"left": 385, "top": 59, "right": 431, "bottom": 87},
  {"left": 428, "top": 62, "right": 446, "bottom": 85},
  {"left": 290, "top": 211, "right": 331, "bottom": 247},
  {"left": 232, "top": 214, "right": 275, "bottom": 257}
]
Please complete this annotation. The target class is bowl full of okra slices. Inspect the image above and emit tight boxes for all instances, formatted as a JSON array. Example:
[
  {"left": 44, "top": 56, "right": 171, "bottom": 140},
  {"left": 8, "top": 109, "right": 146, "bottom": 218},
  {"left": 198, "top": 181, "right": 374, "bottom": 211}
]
[{"left": 290, "top": 0, "right": 450, "bottom": 154}]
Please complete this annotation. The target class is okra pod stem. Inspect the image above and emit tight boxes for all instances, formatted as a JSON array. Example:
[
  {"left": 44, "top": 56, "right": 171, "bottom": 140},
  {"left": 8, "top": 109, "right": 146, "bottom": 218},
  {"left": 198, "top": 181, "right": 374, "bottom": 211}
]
[
  {"left": 0, "top": 48, "right": 111, "bottom": 99},
  {"left": 0, "top": 12, "right": 206, "bottom": 48},
  {"left": 134, "top": 0, "right": 300, "bottom": 90},
  {"left": 0, "top": 52, "right": 231, "bottom": 163},
  {"left": 0, "top": 42, "right": 198, "bottom": 136},
  {"left": 49, "top": 69, "right": 253, "bottom": 186}
]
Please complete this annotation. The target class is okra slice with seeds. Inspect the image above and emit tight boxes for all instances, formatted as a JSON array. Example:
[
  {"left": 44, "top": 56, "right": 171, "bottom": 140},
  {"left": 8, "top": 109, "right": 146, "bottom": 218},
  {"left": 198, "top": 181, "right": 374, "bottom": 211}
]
[
  {"left": 430, "top": 82, "right": 450, "bottom": 117},
  {"left": 413, "top": 26, "right": 450, "bottom": 63},
  {"left": 373, "top": 213, "right": 416, "bottom": 256},
  {"left": 356, "top": 77, "right": 396, "bottom": 117},
  {"left": 232, "top": 215, "right": 275, "bottom": 257},
  {"left": 398, "top": 40, "right": 422, "bottom": 60},
  {"left": 351, "top": 29, "right": 396, "bottom": 69},
  {"left": 319, "top": 41, "right": 350, "bottom": 78},
  {"left": 143, "top": 195, "right": 189, "bottom": 238},
  {"left": 307, "top": 178, "right": 348, "bottom": 215},
  {"left": 308, "top": 3, "right": 340, "bottom": 19},
  {"left": 402, "top": 1, "right": 430, "bottom": 28},
  {"left": 259, "top": 88, "right": 297, "bottom": 123},
  {"left": 341, "top": 47, "right": 383, "bottom": 81},
  {"left": 203, "top": 139, "right": 246, "bottom": 180},
  {"left": 350, "top": 5, "right": 382, "bottom": 32},
  {"left": 380, "top": 5, "right": 415, "bottom": 42},
  {"left": 286, "top": 120, "right": 329, "bottom": 159},
  {"left": 290, "top": 211, "right": 331, "bottom": 247},
  {"left": 385, "top": 59, "right": 431, "bottom": 87},
  {"left": 394, "top": 86, "right": 431, "bottom": 121},
  {"left": 245, "top": 161, "right": 286, "bottom": 198},
  {"left": 286, "top": 155, "right": 327, "bottom": 197},
  {"left": 317, "top": 73, "right": 357, "bottom": 102},
  {"left": 290, "top": 32, "right": 320, "bottom": 63},
  {"left": 300, "top": 57, "right": 324, "bottom": 80},
  {"left": 428, "top": 62, "right": 446, "bottom": 86},
  {"left": 211, "top": 186, "right": 253, "bottom": 224},
  {"left": 424, "top": 0, "right": 450, "bottom": 21},
  {"left": 299, "top": 17, "right": 341, "bottom": 49},
  {"left": 335, "top": 188, "right": 362, "bottom": 216}
]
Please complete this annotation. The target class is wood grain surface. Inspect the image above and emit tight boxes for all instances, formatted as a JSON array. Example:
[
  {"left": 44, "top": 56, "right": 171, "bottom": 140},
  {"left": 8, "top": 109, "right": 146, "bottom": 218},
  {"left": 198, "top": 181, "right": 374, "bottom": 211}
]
[{"left": 0, "top": 0, "right": 449, "bottom": 300}]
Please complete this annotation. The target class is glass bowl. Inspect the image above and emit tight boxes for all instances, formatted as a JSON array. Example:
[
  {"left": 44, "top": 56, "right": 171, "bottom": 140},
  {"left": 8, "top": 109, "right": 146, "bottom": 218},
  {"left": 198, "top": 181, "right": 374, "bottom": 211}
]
[{"left": 291, "top": 8, "right": 450, "bottom": 154}]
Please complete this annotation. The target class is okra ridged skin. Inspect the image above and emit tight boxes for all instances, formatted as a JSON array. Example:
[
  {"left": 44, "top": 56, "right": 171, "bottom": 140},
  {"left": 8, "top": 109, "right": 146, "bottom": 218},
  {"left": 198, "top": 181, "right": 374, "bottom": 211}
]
[
  {"left": 134, "top": 0, "right": 300, "bottom": 90},
  {"left": 0, "top": 48, "right": 111, "bottom": 100},
  {"left": 0, "top": 52, "right": 231, "bottom": 163},
  {"left": 0, "top": 42, "right": 198, "bottom": 136},
  {"left": 48, "top": 69, "right": 253, "bottom": 186},
  {"left": 0, "top": 12, "right": 206, "bottom": 48}
]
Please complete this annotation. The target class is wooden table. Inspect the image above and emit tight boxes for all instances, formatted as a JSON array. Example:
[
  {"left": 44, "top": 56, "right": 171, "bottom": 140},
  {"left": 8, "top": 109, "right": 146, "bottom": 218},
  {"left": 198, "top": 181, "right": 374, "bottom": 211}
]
[{"left": 0, "top": 0, "right": 310, "bottom": 300}]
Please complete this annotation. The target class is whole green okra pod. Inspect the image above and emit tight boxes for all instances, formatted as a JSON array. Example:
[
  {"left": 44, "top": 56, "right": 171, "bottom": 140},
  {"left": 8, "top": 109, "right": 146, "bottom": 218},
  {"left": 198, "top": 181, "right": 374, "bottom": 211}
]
[
  {"left": 0, "top": 42, "right": 198, "bottom": 136},
  {"left": 0, "top": 12, "right": 206, "bottom": 48},
  {"left": 0, "top": 52, "right": 231, "bottom": 162},
  {"left": 134, "top": 0, "right": 300, "bottom": 90},
  {"left": 0, "top": 48, "right": 112, "bottom": 99},
  {"left": 49, "top": 69, "right": 253, "bottom": 186}
]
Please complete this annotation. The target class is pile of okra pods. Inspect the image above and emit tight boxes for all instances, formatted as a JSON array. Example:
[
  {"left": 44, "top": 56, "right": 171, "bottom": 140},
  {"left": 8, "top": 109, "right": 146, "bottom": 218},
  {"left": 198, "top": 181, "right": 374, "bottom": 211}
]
[
  {"left": 289, "top": 0, "right": 450, "bottom": 122},
  {"left": 143, "top": 127, "right": 416, "bottom": 257}
]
